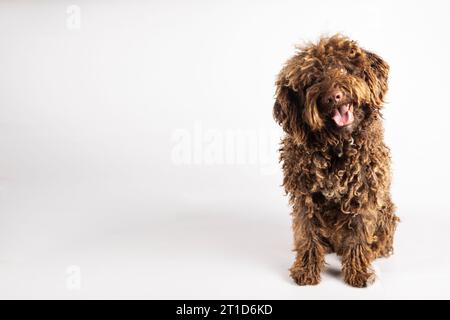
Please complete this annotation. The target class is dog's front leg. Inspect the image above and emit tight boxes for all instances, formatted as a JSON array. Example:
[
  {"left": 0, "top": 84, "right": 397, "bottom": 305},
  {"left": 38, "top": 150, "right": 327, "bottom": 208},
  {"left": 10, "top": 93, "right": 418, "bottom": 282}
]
[
  {"left": 341, "top": 214, "right": 377, "bottom": 288},
  {"left": 289, "top": 203, "right": 325, "bottom": 286}
]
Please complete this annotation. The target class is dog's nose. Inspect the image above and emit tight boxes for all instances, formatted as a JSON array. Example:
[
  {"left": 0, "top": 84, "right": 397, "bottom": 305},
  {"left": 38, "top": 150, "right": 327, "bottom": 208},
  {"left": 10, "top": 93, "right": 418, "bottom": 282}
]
[{"left": 322, "top": 88, "right": 344, "bottom": 105}]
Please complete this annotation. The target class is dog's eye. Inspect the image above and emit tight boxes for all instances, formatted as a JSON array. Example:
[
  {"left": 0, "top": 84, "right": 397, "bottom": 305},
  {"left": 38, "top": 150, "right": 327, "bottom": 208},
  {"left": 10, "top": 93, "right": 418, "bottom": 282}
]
[
  {"left": 303, "top": 78, "right": 321, "bottom": 92},
  {"left": 302, "top": 77, "right": 318, "bottom": 91},
  {"left": 302, "top": 84, "right": 312, "bottom": 92},
  {"left": 348, "top": 48, "right": 361, "bottom": 59},
  {"left": 345, "top": 66, "right": 354, "bottom": 74}
]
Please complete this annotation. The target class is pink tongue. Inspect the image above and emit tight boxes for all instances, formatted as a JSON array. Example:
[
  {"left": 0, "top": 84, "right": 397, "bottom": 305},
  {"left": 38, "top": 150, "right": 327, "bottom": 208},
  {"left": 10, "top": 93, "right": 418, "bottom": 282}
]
[{"left": 332, "top": 105, "right": 354, "bottom": 127}]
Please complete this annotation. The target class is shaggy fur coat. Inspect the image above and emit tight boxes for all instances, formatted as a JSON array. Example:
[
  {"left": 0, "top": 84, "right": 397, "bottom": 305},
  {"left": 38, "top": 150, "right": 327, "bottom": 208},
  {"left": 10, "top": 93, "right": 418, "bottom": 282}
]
[{"left": 273, "top": 35, "right": 399, "bottom": 287}]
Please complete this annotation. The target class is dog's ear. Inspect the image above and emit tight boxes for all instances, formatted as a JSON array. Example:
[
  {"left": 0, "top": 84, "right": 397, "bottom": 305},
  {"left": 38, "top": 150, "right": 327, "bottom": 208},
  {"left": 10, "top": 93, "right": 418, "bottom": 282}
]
[
  {"left": 273, "top": 76, "right": 307, "bottom": 144},
  {"left": 363, "top": 50, "right": 390, "bottom": 108}
]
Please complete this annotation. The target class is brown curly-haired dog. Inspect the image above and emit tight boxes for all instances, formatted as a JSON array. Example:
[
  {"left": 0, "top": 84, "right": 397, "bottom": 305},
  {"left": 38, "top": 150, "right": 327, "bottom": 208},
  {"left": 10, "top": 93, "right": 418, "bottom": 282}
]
[{"left": 273, "top": 35, "right": 399, "bottom": 287}]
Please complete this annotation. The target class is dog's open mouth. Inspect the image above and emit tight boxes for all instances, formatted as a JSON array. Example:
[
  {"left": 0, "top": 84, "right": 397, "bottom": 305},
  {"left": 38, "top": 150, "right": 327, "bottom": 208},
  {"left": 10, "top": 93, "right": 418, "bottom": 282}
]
[{"left": 331, "top": 104, "right": 354, "bottom": 127}]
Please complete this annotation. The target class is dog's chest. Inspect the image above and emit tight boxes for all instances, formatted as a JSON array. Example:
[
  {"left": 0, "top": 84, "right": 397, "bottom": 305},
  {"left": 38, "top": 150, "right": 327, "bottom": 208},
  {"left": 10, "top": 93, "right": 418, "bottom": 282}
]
[{"left": 317, "top": 139, "right": 361, "bottom": 201}]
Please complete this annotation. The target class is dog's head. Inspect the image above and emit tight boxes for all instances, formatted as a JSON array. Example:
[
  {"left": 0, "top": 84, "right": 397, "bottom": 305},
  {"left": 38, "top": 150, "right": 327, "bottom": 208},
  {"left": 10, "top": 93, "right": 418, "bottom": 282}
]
[{"left": 274, "top": 35, "right": 389, "bottom": 143}]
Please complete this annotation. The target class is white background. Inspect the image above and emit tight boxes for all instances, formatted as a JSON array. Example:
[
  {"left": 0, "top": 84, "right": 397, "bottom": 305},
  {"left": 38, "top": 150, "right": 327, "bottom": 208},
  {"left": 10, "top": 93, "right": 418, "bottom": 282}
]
[{"left": 0, "top": 0, "right": 449, "bottom": 299}]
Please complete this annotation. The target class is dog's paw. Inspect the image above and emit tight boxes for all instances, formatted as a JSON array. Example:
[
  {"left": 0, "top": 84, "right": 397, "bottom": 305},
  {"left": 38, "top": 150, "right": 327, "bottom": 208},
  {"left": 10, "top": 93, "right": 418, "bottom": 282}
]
[
  {"left": 344, "top": 270, "right": 376, "bottom": 288},
  {"left": 290, "top": 265, "right": 321, "bottom": 286}
]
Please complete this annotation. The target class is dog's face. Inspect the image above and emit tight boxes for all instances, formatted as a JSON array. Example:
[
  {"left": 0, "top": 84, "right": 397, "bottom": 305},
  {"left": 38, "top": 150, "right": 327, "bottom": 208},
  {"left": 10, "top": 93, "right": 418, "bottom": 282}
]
[{"left": 274, "top": 35, "right": 389, "bottom": 142}]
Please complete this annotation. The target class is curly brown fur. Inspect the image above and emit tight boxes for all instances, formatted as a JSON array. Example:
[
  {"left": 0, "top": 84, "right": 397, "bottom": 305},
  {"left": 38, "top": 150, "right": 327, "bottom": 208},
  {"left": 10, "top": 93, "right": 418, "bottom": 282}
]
[{"left": 273, "top": 35, "right": 399, "bottom": 288}]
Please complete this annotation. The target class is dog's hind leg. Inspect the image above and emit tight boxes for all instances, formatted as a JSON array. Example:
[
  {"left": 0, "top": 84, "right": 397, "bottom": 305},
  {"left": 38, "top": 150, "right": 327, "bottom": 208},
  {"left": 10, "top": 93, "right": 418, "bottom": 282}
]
[{"left": 372, "top": 200, "right": 399, "bottom": 258}]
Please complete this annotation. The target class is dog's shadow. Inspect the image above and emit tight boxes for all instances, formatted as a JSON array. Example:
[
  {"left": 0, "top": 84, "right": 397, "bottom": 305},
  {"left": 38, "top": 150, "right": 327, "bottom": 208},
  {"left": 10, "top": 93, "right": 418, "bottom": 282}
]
[{"left": 323, "top": 263, "right": 342, "bottom": 280}]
